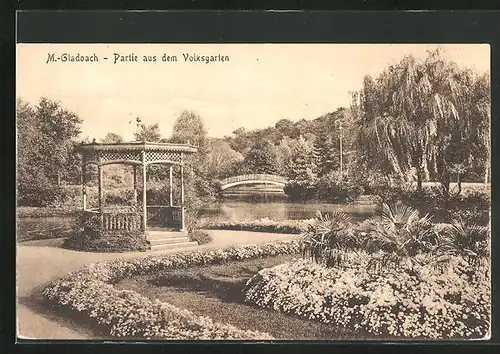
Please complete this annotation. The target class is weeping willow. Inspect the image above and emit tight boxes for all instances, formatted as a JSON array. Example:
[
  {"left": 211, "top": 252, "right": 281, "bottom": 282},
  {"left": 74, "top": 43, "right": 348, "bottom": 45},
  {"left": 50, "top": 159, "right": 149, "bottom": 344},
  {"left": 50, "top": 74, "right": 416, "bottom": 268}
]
[{"left": 356, "top": 49, "right": 490, "bottom": 192}]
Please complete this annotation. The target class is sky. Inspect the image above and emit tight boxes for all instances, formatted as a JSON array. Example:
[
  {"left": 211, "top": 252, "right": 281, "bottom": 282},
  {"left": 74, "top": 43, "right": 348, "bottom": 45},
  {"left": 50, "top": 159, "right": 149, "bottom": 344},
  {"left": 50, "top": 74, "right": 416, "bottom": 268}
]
[{"left": 16, "top": 43, "right": 490, "bottom": 141}]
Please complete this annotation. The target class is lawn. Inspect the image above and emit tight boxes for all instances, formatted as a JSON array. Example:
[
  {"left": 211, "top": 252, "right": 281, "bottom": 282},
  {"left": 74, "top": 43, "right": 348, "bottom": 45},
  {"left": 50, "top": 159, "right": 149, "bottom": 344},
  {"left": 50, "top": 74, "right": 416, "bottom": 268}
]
[{"left": 114, "top": 254, "right": 364, "bottom": 340}]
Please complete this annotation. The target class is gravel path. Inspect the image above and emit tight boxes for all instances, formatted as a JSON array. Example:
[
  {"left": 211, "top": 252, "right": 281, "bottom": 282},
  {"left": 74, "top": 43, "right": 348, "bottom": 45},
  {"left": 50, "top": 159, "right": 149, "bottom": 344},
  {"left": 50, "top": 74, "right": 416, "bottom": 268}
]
[{"left": 16, "top": 230, "right": 297, "bottom": 340}]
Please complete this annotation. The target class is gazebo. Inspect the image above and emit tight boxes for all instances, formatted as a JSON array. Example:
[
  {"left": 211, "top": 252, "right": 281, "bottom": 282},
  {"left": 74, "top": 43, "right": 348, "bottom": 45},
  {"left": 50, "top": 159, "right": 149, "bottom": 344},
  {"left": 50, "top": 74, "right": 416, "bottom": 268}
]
[{"left": 76, "top": 141, "right": 198, "bottom": 247}]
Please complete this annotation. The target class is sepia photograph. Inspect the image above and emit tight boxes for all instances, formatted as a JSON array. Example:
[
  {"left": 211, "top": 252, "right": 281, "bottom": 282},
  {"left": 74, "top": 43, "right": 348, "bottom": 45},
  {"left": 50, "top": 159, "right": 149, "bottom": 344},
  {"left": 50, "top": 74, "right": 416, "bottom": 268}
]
[{"left": 16, "top": 43, "right": 491, "bottom": 341}]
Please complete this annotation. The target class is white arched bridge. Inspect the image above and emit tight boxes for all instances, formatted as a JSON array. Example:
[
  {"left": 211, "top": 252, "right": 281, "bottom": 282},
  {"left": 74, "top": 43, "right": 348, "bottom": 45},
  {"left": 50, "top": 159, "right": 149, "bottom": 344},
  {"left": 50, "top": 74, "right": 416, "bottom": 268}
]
[{"left": 219, "top": 174, "right": 287, "bottom": 190}]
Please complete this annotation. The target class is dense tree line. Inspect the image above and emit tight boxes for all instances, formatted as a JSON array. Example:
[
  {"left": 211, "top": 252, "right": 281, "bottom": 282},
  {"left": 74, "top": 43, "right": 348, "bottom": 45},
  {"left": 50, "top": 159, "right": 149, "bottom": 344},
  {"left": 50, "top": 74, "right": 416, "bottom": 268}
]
[
  {"left": 17, "top": 50, "right": 490, "bottom": 207},
  {"left": 222, "top": 50, "right": 490, "bottom": 201}
]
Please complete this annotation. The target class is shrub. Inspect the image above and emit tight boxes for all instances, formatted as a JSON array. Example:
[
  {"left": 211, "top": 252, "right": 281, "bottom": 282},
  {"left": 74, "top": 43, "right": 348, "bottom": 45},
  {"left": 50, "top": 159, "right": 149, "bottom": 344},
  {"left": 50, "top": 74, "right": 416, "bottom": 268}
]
[
  {"left": 63, "top": 211, "right": 148, "bottom": 252},
  {"left": 300, "top": 202, "right": 490, "bottom": 275},
  {"left": 18, "top": 178, "right": 67, "bottom": 207},
  {"left": 441, "top": 217, "right": 490, "bottom": 267},
  {"left": 244, "top": 257, "right": 490, "bottom": 339},
  {"left": 300, "top": 211, "right": 357, "bottom": 268},
  {"left": 104, "top": 188, "right": 135, "bottom": 206},
  {"left": 284, "top": 181, "right": 316, "bottom": 201},
  {"left": 202, "top": 218, "right": 308, "bottom": 234},
  {"left": 362, "top": 202, "right": 441, "bottom": 273},
  {"left": 63, "top": 230, "right": 149, "bottom": 253},
  {"left": 43, "top": 240, "right": 300, "bottom": 339},
  {"left": 189, "top": 230, "right": 213, "bottom": 245},
  {"left": 316, "top": 172, "right": 365, "bottom": 203},
  {"left": 17, "top": 206, "right": 80, "bottom": 218},
  {"left": 371, "top": 186, "right": 490, "bottom": 225},
  {"left": 144, "top": 184, "right": 171, "bottom": 205}
]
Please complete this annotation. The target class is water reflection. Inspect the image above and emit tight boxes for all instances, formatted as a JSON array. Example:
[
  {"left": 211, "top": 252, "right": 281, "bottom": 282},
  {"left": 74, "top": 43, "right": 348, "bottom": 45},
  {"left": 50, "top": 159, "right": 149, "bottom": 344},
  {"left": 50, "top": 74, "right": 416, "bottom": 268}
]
[{"left": 201, "top": 193, "right": 376, "bottom": 222}]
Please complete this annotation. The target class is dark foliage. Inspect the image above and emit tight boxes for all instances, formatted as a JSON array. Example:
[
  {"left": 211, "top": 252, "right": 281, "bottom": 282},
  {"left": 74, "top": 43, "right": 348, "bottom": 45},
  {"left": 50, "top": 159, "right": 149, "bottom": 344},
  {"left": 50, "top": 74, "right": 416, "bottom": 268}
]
[
  {"left": 188, "top": 230, "right": 213, "bottom": 245},
  {"left": 283, "top": 182, "right": 316, "bottom": 201},
  {"left": 63, "top": 231, "right": 149, "bottom": 253},
  {"left": 374, "top": 186, "right": 490, "bottom": 224},
  {"left": 315, "top": 172, "right": 364, "bottom": 203},
  {"left": 17, "top": 178, "right": 68, "bottom": 207}
]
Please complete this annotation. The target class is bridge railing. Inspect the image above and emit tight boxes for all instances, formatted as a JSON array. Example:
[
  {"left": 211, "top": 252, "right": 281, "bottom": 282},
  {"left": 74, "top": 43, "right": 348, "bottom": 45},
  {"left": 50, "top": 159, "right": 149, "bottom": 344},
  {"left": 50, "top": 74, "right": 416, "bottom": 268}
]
[{"left": 220, "top": 174, "right": 287, "bottom": 186}]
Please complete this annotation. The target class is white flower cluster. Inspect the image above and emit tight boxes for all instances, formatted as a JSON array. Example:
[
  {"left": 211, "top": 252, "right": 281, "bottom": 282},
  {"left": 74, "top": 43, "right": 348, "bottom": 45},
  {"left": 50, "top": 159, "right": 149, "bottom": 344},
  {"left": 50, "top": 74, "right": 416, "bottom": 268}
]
[
  {"left": 43, "top": 240, "right": 301, "bottom": 340},
  {"left": 244, "top": 256, "right": 490, "bottom": 339}
]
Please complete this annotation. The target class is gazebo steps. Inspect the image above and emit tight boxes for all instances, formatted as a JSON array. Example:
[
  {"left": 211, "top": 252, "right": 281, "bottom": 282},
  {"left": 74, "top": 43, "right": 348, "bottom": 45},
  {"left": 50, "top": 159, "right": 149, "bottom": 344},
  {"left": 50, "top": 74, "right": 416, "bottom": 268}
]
[
  {"left": 149, "top": 241, "right": 199, "bottom": 251},
  {"left": 146, "top": 229, "right": 198, "bottom": 251},
  {"left": 147, "top": 230, "right": 187, "bottom": 239},
  {"left": 148, "top": 236, "right": 192, "bottom": 246}
]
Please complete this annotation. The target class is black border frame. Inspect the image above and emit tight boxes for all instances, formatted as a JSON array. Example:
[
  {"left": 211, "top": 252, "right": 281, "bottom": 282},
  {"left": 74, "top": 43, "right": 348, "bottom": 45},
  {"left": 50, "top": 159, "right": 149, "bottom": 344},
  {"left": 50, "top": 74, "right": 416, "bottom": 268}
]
[{"left": 3, "top": 7, "right": 500, "bottom": 354}]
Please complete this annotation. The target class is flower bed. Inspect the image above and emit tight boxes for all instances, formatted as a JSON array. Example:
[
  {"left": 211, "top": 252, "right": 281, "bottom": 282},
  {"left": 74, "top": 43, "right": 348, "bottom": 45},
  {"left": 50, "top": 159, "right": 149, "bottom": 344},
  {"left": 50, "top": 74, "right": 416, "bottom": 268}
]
[
  {"left": 43, "top": 240, "right": 300, "bottom": 340},
  {"left": 201, "top": 218, "right": 309, "bottom": 234},
  {"left": 243, "top": 257, "right": 490, "bottom": 340}
]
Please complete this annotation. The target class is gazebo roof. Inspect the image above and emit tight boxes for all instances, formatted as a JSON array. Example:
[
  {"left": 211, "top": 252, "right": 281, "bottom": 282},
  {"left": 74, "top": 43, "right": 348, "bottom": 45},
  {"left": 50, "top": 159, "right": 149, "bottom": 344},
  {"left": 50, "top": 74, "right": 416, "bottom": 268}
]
[{"left": 76, "top": 141, "right": 198, "bottom": 154}]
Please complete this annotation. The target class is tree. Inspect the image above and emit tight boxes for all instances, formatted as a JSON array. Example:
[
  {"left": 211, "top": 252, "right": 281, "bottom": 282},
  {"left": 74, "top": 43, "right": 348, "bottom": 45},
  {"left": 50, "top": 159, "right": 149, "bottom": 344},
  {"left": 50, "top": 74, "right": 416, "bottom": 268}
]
[
  {"left": 35, "top": 97, "right": 82, "bottom": 184},
  {"left": 287, "top": 136, "right": 317, "bottom": 182},
  {"left": 171, "top": 110, "right": 209, "bottom": 153},
  {"left": 17, "top": 99, "right": 41, "bottom": 187},
  {"left": 170, "top": 110, "right": 214, "bottom": 206},
  {"left": 275, "top": 119, "right": 296, "bottom": 139},
  {"left": 293, "top": 119, "right": 310, "bottom": 139},
  {"left": 244, "top": 139, "right": 279, "bottom": 174},
  {"left": 314, "top": 131, "right": 337, "bottom": 177},
  {"left": 284, "top": 136, "right": 317, "bottom": 200},
  {"left": 134, "top": 122, "right": 161, "bottom": 142},
  {"left": 276, "top": 137, "right": 294, "bottom": 176},
  {"left": 17, "top": 98, "right": 82, "bottom": 205},
  {"left": 226, "top": 127, "right": 255, "bottom": 155},
  {"left": 467, "top": 72, "right": 491, "bottom": 184},
  {"left": 101, "top": 132, "right": 124, "bottom": 144},
  {"left": 357, "top": 50, "right": 490, "bottom": 193},
  {"left": 205, "top": 140, "right": 244, "bottom": 179}
]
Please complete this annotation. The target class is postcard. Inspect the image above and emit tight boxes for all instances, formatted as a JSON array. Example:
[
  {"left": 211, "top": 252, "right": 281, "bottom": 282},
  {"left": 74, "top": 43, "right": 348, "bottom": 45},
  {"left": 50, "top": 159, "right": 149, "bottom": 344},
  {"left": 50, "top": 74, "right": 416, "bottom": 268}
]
[{"left": 16, "top": 42, "right": 491, "bottom": 341}]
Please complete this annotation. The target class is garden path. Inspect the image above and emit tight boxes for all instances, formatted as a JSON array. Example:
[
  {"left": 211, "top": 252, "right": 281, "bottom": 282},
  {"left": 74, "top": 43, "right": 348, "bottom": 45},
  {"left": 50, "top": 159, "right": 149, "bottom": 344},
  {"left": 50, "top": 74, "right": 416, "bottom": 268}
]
[{"left": 16, "top": 230, "right": 298, "bottom": 340}]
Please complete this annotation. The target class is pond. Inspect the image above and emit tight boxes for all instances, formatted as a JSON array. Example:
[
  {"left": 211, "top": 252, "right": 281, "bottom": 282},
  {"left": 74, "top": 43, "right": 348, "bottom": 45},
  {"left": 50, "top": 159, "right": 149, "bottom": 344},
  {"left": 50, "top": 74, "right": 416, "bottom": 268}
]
[
  {"left": 200, "top": 198, "right": 376, "bottom": 222},
  {"left": 17, "top": 193, "right": 377, "bottom": 242}
]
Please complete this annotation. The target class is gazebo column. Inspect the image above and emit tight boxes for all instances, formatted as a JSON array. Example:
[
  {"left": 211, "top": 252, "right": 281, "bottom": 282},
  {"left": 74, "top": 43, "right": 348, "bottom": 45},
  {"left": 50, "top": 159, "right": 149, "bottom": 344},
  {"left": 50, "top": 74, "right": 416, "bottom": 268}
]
[
  {"left": 169, "top": 165, "right": 173, "bottom": 206},
  {"left": 98, "top": 164, "right": 104, "bottom": 212},
  {"left": 141, "top": 151, "right": 147, "bottom": 233},
  {"left": 81, "top": 164, "right": 87, "bottom": 211},
  {"left": 133, "top": 165, "right": 138, "bottom": 205},
  {"left": 180, "top": 163, "right": 185, "bottom": 231}
]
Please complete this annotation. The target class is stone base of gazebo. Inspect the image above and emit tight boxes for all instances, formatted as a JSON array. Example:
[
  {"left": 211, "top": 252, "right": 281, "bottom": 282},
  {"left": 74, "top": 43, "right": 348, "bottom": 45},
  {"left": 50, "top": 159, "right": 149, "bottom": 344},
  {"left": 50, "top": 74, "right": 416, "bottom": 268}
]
[{"left": 82, "top": 208, "right": 198, "bottom": 251}]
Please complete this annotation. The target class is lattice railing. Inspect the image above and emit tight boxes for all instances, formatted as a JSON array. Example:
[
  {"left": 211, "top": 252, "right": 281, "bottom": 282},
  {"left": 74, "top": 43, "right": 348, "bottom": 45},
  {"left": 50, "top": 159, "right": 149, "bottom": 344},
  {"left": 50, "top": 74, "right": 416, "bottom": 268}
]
[
  {"left": 220, "top": 174, "right": 287, "bottom": 186},
  {"left": 101, "top": 212, "right": 143, "bottom": 232},
  {"left": 83, "top": 209, "right": 143, "bottom": 233}
]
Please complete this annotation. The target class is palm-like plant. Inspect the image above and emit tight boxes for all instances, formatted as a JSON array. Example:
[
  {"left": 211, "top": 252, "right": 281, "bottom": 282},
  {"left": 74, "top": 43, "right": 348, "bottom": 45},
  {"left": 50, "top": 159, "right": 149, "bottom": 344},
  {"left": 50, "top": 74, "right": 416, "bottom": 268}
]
[
  {"left": 379, "top": 201, "right": 421, "bottom": 232},
  {"left": 440, "top": 217, "right": 490, "bottom": 267},
  {"left": 300, "top": 211, "right": 356, "bottom": 268},
  {"left": 363, "top": 202, "right": 443, "bottom": 273}
]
